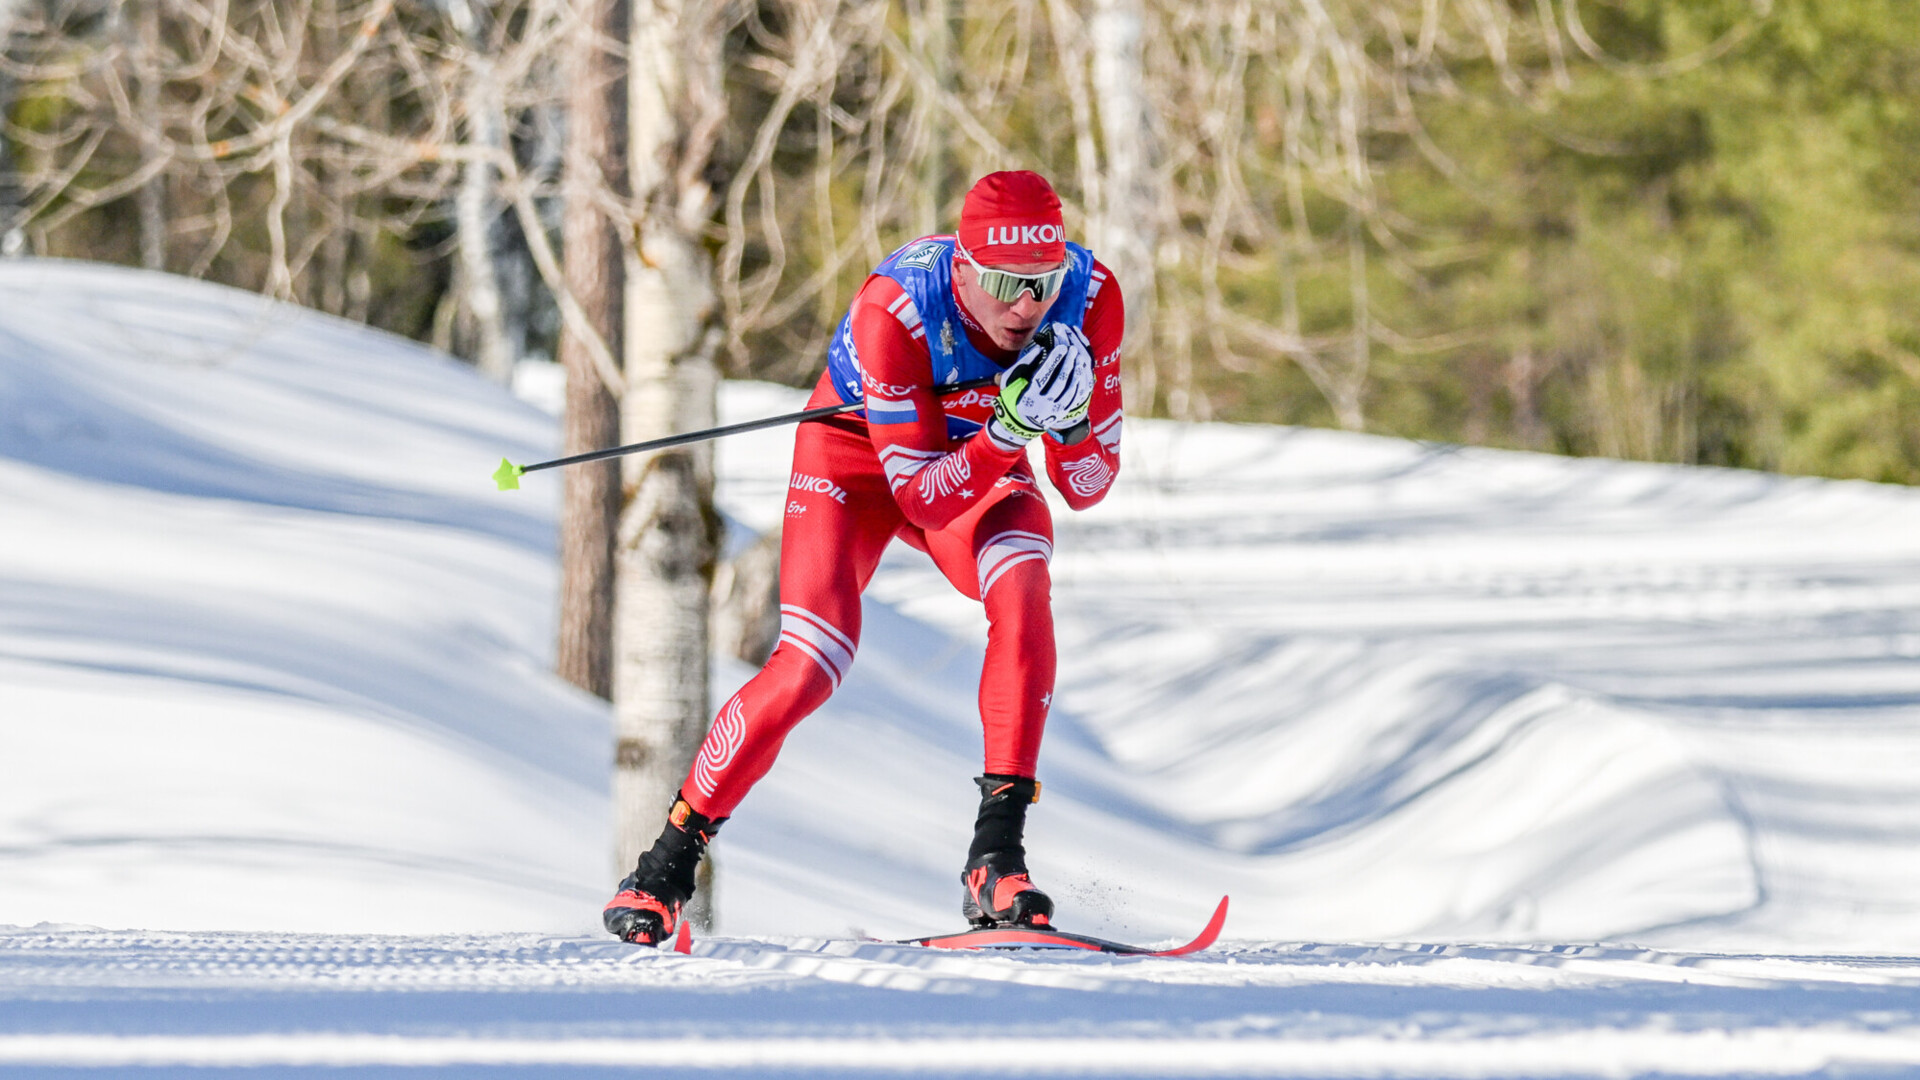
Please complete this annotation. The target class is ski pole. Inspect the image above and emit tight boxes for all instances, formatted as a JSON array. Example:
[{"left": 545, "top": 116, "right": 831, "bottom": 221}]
[{"left": 494, "top": 375, "right": 1000, "bottom": 491}]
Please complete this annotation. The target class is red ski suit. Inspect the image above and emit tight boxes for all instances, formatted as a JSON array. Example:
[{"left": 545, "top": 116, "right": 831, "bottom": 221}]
[{"left": 680, "top": 251, "right": 1126, "bottom": 820}]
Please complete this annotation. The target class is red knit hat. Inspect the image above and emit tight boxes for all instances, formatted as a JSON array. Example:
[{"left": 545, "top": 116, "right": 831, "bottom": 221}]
[{"left": 957, "top": 171, "right": 1067, "bottom": 267}]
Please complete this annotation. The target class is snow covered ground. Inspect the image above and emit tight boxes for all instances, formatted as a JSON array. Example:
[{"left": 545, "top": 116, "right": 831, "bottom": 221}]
[
  {"left": 8, "top": 929, "right": 1920, "bottom": 1076},
  {"left": 5, "top": 260, "right": 1920, "bottom": 1075}
]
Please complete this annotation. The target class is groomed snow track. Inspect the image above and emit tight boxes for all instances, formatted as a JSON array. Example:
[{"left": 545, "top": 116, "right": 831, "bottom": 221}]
[{"left": 5, "top": 927, "right": 1920, "bottom": 1076}]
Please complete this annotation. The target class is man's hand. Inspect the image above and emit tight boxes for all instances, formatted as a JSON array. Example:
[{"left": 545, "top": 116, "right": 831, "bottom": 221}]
[{"left": 988, "top": 323, "right": 1094, "bottom": 447}]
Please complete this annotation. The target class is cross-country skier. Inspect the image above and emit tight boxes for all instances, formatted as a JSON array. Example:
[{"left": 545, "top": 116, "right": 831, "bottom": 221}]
[{"left": 604, "top": 170, "right": 1126, "bottom": 945}]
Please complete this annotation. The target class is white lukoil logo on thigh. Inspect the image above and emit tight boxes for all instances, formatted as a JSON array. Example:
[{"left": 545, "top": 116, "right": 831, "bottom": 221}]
[
  {"left": 984, "top": 224, "right": 1062, "bottom": 248},
  {"left": 790, "top": 471, "right": 848, "bottom": 504}
]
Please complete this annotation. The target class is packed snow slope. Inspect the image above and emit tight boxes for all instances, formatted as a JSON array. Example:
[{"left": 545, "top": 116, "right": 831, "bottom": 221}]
[
  {"left": 0, "top": 261, "right": 607, "bottom": 933},
  {"left": 4, "top": 258, "right": 1920, "bottom": 955}
]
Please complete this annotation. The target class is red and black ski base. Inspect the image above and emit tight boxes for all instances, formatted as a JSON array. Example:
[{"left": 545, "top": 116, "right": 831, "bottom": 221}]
[{"left": 901, "top": 896, "right": 1229, "bottom": 957}]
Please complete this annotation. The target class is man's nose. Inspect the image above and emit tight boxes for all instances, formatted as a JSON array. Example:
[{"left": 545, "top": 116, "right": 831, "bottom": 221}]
[{"left": 1011, "top": 291, "right": 1049, "bottom": 317}]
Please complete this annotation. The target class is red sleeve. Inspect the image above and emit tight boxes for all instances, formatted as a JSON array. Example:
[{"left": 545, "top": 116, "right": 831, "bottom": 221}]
[
  {"left": 852, "top": 276, "right": 1026, "bottom": 532},
  {"left": 1043, "top": 259, "right": 1124, "bottom": 510}
]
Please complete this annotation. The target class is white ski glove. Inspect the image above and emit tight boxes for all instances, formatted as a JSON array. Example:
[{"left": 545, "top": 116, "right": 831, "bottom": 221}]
[{"left": 988, "top": 323, "right": 1095, "bottom": 447}]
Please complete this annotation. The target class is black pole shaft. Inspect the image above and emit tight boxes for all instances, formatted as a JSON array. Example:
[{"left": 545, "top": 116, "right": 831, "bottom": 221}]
[{"left": 520, "top": 375, "right": 1000, "bottom": 475}]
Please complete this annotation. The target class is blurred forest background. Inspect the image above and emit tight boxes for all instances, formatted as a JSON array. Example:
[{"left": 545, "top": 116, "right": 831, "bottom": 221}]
[{"left": 5, "top": 0, "right": 1916, "bottom": 483}]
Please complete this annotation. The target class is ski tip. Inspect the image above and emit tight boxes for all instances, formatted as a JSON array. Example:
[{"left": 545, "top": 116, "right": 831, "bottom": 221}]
[
  {"left": 493, "top": 458, "right": 524, "bottom": 491},
  {"left": 672, "top": 920, "right": 692, "bottom": 955},
  {"left": 1153, "top": 895, "right": 1230, "bottom": 957}
]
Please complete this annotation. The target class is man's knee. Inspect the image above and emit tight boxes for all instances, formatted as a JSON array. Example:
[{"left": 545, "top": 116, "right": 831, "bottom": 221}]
[
  {"left": 975, "top": 529, "right": 1053, "bottom": 601},
  {"left": 774, "top": 604, "right": 859, "bottom": 689}
]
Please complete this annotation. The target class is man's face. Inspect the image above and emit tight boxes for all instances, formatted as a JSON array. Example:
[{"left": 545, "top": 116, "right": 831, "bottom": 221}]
[{"left": 953, "top": 258, "right": 1064, "bottom": 353}]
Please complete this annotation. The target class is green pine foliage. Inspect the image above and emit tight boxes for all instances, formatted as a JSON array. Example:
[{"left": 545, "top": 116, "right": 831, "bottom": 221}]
[{"left": 1352, "top": 0, "right": 1920, "bottom": 481}]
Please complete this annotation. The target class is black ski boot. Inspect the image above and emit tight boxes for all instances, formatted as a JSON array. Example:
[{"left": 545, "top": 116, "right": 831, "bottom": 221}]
[
  {"left": 960, "top": 774, "right": 1055, "bottom": 928},
  {"left": 603, "top": 793, "right": 725, "bottom": 945}
]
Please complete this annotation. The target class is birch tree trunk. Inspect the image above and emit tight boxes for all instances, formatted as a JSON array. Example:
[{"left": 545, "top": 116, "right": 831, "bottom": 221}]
[
  {"left": 910, "top": 0, "right": 956, "bottom": 236},
  {"left": 556, "top": 0, "right": 627, "bottom": 701},
  {"left": 449, "top": 0, "right": 514, "bottom": 384},
  {"left": 315, "top": 0, "right": 348, "bottom": 315},
  {"left": 133, "top": 0, "right": 165, "bottom": 271},
  {"left": 613, "top": 0, "right": 727, "bottom": 926},
  {"left": 0, "top": 4, "right": 19, "bottom": 256},
  {"left": 1089, "top": 0, "right": 1158, "bottom": 409},
  {"left": 711, "top": 528, "right": 781, "bottom": 668}
]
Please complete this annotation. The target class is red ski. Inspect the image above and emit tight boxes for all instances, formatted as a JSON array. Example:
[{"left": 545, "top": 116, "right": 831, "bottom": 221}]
[{"left": 901, "top": 896, "right": 1228, "bottom": 957}]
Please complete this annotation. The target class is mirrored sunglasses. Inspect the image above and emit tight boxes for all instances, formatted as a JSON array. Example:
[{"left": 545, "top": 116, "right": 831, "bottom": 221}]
[{"left": 956, "top": 244, "right": 1068, "bottom": 304}]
